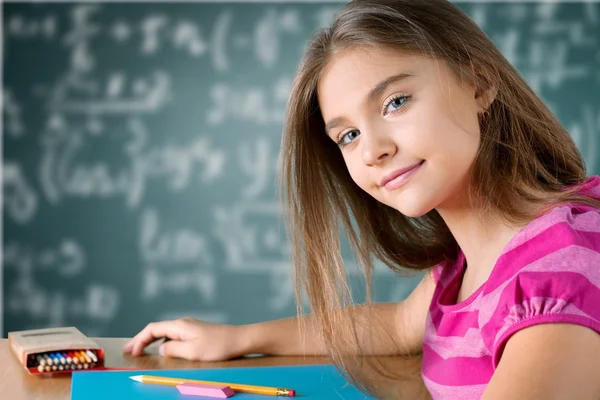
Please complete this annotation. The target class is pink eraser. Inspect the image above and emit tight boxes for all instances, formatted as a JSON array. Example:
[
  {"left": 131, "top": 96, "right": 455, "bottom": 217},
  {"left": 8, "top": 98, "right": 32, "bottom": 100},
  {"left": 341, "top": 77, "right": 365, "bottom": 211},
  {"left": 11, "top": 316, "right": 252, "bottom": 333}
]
[{"left": 176, "top": 383, "right": 235, "bottom": 398}]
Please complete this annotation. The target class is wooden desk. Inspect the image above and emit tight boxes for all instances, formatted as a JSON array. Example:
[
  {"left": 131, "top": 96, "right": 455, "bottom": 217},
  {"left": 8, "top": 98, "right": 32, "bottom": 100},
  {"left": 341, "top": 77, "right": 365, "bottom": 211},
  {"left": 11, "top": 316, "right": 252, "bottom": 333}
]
[{"left": 1, "top": 337, "right": 429, "bottom": 399}]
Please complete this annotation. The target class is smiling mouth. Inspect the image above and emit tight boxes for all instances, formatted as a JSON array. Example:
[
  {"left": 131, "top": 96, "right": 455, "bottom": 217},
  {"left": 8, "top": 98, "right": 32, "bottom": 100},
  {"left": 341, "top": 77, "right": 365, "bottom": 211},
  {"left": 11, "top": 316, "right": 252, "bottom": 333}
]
[{"left": 381, "top": 160, "right": 424, "bottom": 190}]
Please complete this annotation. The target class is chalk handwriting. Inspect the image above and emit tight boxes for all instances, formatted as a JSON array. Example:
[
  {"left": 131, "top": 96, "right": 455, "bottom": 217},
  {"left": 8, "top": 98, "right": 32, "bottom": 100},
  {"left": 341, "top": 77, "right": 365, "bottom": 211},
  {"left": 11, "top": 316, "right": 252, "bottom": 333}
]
[
  {"left": 39, "top": 117, "right": 225, "bottom": 208},
  {"left": 207, "top": 76, "right": 291, "bottom": 126},
  {"left": 2, "top": 88, "right": 25, "bottom": 137},
  {"left": 3, "top": 163, "right": 38, "bottom": 224},
  {"left": 4, "top": 239, "right": 86, "bottom": 277},
  {"left": 142, "top": 269, "right": 216, "bottom": 302},
  {"left": 213, "top": 202, "right": 291, "bottom": 270},
  {"left": 139, "top": 208, "right": 214, "bottom": 266}
]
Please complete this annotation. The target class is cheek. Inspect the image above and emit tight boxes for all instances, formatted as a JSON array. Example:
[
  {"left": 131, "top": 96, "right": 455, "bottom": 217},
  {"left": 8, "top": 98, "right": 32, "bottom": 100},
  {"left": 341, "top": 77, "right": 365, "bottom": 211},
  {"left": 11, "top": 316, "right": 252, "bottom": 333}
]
[
  {"left": 344, "top": 156, "right": 380, "bottom": 197},
  {"left": 414, "top": 94, "right": 481, "bottom": 153},
  {"left": 423, "top": 116, "right": 480, "bottom": 162},
  {"left": 345, "top": 161, "right": 366, "bottom": 189}
]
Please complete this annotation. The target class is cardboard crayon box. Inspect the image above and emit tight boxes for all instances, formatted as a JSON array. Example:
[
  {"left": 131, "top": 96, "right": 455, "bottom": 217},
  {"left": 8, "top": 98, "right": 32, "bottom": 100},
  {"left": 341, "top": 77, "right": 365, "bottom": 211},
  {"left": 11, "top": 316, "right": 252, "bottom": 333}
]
[{"left": 8, "top": 326, "right": 105, "bottom": 375}]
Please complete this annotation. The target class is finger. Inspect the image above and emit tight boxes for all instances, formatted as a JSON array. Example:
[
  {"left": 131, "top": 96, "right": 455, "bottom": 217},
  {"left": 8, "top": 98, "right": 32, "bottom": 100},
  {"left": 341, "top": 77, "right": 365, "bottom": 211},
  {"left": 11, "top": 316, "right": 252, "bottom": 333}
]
[
  {"left": 127, "top": 321, "right": 183, "bottom": 356},
  {"left": 124, "top": 335, "right": 170, "bottom": 353},
  {"left": 159, "top": 340, "right": 199, "bottom": 360}
]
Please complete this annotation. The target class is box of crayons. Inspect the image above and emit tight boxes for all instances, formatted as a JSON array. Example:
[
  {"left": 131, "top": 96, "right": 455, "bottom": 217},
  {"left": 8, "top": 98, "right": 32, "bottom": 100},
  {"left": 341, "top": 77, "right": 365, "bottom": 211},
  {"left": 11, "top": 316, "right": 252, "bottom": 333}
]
[{"left": 8, "top": 326, "right": 104, "bottom": 375}]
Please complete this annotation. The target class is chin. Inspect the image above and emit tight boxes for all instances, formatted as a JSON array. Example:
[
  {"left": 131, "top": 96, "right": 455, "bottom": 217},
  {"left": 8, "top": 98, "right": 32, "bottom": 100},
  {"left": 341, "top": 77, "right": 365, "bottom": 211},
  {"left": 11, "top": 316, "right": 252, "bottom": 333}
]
[
  {"left": 394, "top": 198, "right": 433, "bottom": 218},
  {"left": 398, "top": 207, "right": 430, "bottom": 218}
]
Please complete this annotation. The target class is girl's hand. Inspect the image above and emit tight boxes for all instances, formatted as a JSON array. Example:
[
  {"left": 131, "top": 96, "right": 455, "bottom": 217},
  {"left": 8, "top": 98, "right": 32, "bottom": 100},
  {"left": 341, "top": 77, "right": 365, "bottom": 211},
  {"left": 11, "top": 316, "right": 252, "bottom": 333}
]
[{"left": 123, "top": 318, "right": 247, "bottom": 361}]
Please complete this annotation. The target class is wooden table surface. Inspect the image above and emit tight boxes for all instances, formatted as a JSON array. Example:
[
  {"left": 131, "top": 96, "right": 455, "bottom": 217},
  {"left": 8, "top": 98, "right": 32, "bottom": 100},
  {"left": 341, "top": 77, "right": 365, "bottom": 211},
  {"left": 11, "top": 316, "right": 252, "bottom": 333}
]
[{"left": 1, "top": 337, "right": 429, "bottom": 399}]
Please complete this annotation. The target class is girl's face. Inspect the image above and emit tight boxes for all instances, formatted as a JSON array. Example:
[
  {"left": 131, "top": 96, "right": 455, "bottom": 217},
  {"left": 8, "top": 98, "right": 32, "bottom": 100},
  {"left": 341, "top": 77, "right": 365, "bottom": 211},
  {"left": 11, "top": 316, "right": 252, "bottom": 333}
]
[{"left": 317, "top": 47, "right": 485, "bottom": 217}]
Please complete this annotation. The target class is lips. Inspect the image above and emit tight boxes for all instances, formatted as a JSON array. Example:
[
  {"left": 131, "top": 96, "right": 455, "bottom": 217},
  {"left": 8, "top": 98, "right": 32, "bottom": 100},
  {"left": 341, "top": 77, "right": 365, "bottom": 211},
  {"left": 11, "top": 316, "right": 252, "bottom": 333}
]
[{"left": 380, "top": 161, "right": 424, "bottom": 187}]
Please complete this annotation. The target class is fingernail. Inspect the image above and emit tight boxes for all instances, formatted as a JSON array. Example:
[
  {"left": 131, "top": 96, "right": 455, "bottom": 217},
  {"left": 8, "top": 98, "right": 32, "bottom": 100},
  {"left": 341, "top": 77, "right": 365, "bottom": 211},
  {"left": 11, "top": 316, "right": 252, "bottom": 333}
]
[
  {"left": 159, "top": 344, "right": 165, "bottom": 356},
  {"left": 123, "top": 342, "right": 132, "bottom": 352}
]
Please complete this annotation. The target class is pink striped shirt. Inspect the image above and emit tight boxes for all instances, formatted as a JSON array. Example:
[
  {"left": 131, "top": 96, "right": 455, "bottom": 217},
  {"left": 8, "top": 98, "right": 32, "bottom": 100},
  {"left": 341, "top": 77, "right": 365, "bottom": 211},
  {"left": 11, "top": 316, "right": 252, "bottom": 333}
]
[{"left": 422, "top": 176, "right": 600, "bottom": 399}]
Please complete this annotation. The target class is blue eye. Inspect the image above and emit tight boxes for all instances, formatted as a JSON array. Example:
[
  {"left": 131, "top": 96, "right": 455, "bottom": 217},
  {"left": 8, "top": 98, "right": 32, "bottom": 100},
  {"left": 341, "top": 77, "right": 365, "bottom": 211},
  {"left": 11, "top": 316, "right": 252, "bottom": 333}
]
[
  {"left": 383, "top": 95, "right": 410, "bottom": 115},
  {"left": 335, "top": 95, "right": 411, "bottom": 148},
  {"left": 337, "top": 130, "right": 360, "bottom": 147}
]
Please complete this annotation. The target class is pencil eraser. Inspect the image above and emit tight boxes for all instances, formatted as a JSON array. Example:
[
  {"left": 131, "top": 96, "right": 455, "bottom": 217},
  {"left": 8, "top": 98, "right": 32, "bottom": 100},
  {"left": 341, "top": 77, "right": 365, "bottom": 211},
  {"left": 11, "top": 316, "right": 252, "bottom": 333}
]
[
  {"left": 176, "top": 383, "right": 235, "bottom": 398},
  {"left": 289, "top": 389, "right": 295, "bottom": 396}
]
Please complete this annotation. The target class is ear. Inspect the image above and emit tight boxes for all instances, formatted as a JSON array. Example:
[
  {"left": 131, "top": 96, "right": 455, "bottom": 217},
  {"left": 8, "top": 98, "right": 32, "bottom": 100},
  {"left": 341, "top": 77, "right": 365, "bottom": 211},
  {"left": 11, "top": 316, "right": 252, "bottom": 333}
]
[{"left": 473, "top": 72, "right": 498, "bottom": 113}]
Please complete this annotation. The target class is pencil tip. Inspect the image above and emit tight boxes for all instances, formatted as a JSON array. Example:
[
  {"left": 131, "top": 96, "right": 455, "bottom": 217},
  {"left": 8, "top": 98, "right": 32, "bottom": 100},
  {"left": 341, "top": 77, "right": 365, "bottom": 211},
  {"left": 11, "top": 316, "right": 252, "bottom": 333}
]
[{"left": 130, "top": 375, "right": 142, "bottom": 382}]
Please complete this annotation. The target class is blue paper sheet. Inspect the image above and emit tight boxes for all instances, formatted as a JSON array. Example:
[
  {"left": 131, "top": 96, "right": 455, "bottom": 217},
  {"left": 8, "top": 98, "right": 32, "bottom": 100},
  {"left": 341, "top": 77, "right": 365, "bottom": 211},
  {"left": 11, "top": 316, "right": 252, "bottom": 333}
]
[{"left": 71, "top": 364, "right": 376, "bottom": 399}]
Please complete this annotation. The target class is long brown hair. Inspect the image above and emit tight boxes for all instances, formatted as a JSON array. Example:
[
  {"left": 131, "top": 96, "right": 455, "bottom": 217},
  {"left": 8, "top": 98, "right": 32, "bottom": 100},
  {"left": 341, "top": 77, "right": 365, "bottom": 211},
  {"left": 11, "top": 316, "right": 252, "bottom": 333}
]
[{"left": 280, "top": 0, "right": 598, "bottom": 396}]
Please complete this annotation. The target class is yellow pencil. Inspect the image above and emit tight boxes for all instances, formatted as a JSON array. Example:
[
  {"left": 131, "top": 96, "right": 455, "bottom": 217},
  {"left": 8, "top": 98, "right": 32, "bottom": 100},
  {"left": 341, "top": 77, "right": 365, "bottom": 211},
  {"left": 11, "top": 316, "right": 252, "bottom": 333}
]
[{"left": 129, "top": 374, "right": 296, "bottom": 397}]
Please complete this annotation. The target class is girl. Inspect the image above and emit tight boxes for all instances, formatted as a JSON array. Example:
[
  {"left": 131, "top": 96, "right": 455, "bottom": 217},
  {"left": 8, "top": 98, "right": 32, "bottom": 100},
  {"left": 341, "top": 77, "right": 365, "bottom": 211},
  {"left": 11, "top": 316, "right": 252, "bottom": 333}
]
[{"left": 124, "top": 0, "right": 600, "bottom": 398}]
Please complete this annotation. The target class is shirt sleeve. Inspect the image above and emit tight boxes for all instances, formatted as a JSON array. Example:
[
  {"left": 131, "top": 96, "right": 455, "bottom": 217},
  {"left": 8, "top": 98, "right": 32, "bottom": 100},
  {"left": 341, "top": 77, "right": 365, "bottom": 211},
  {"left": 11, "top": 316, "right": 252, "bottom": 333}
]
[{"left": 483, "top": 242, "right": 600, "bottom": 369}]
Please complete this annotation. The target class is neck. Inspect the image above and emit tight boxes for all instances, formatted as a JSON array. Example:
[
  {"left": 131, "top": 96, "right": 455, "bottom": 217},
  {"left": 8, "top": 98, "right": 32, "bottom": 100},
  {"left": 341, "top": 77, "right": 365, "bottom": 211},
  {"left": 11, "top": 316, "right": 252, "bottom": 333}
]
[{"left": 436, "top": 190, "right": 528, "bottom": 276}]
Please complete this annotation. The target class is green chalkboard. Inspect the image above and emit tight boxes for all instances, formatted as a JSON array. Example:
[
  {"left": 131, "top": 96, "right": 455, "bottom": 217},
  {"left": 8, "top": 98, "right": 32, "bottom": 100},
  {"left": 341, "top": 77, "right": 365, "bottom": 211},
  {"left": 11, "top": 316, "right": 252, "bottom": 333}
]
[{"left": 3, "top": 1, "right": 599, "bottom": 337}]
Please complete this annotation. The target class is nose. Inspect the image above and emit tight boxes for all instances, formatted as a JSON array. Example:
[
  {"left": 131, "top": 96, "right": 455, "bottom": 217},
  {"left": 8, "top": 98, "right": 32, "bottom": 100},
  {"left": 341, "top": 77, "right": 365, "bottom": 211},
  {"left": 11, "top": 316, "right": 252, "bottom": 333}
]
[{"left": 361, "top": 127, "right": 397, "bottom": 166}]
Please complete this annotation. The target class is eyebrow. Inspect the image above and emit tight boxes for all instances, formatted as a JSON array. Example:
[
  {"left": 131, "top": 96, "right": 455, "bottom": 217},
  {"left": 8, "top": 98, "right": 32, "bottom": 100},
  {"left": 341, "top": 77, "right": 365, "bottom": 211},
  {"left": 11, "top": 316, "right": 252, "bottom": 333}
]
[{"left": 324, "top": 72, "right": 416, "bottom": 135}]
